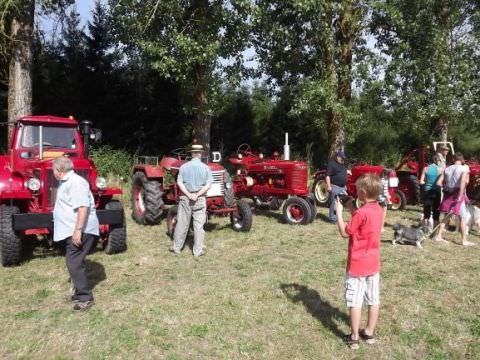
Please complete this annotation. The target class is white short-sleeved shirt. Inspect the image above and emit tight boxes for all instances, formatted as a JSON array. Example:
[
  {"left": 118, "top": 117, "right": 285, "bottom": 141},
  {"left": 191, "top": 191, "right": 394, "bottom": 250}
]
[
  {"left": 53, "top": 170, "right": 99, "bottom": 241},
  {"left": 444, "top": 163, "right": 469, "bottom": 191}
]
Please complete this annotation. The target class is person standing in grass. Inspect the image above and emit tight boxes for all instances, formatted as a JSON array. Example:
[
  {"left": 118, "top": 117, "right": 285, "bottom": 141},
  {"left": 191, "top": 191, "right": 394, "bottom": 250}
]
[
  {"left": 170, "top": 144, "right": 213, "bottom": 257},
  {"left": 335, "top": 173, "right": 383, "bottom": 350},
  {"left": 326, "top": 150, "right": 348, "bottom": 223},
  {"left": 53, "top": 156, "right": 99, "bottom": 311},
  {"left": 419, "top": 154, "right": 444, "bottom": 231}
]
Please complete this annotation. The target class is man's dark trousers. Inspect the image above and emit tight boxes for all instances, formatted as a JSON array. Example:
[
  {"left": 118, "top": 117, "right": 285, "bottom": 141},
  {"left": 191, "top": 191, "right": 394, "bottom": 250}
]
[{"left": 66, "top": 233, "right": 97, "bottom": 302}]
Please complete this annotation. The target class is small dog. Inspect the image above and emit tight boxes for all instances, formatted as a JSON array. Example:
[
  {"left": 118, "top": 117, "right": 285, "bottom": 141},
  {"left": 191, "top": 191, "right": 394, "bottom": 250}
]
[
  {"left": 464, "top": 203, "right": 480, "bottom": 236},
  {"left": 392, "top": 223, "right": 426, "bottom": 248}
]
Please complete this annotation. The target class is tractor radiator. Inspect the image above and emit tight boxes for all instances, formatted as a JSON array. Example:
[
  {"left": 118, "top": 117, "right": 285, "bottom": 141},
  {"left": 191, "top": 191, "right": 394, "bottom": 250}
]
[{"left": 207, "top": 170, "right": 225, "bottom": 197}]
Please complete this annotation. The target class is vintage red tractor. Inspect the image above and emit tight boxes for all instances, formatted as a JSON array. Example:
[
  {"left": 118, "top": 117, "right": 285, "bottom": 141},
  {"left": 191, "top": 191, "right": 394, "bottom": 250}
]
[
  {"left": 131, "top": 148, "right": 252, "bottom": 235},
  {"left": 312, "top": 164, "right": 405, "bottom": 210},
  {"left": 228, "top": 144, "right": 316, "bottom": 225},
  {"left": 0, "top": 115, "right": 127, "bottom": 266}
]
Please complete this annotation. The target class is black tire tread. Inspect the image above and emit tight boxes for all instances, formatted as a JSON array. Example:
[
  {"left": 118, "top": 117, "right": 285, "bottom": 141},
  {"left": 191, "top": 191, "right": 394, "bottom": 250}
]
[
  {"left": 104, "top": 201, "right": 127, "bottom": 254},
  {"left": 131, "top": 171, "right": 163, "bottom": 225},
  {"left": 231, "top": 200, "right": 253, "bottom": 232},
  {"left": 0, "top": 205, "right": 22, "bottom": 266}
]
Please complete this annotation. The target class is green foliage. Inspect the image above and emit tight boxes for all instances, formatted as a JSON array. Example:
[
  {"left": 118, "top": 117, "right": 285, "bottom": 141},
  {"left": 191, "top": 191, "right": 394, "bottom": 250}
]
[{"left": 90, "top": 145, "right": 133, "bottom": 180}]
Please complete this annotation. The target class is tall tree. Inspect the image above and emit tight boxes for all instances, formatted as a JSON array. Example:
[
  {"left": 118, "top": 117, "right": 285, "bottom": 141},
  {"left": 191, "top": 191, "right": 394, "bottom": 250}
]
[
  {"left": 253, "top": 0, "right": 367, "bottom": 158},
  {"left": 371, "top": 0, "right": 480, "bottom": 141},
  {"left": 110, "top": 0, "right": 252, "bottom": 154},
  {"left": 7, "top": 0, "right": 34, "bottom": 147}
]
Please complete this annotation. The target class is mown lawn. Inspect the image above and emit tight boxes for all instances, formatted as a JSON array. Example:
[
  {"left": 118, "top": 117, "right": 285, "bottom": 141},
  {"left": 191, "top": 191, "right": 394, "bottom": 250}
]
[{"left": 1, "top": 201, "right": 479, "bottom": 359}]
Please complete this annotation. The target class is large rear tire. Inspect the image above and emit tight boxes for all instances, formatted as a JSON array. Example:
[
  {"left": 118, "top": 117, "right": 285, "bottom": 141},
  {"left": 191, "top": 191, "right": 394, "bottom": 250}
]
[
  {"left": 390, "top": 189, "right": 407, "bottom": 211},
  {"left": 399, "top": 174, "right": 421, "bottom": 204},
  {"left": 283, "top": 196, "right": 312, "bottom": 225},
  {"left": 0, "top": 205, "right": 22, "bottom": 266},
  {"left": 131, "top": 171, "right": 163, "bottom": 225},
  {"left": 104, "top": 201, "right": 127, "bottom": 254},
  {"left": 230, "top": 200, "right": 253, "bottom": 232},
  {"left": 312, "top": 177, "right": 329, "bottom": 206}
]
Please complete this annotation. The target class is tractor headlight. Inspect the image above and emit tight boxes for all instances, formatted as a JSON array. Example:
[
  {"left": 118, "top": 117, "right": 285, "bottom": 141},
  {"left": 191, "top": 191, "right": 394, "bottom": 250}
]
[
  {"left": 96, "top": 177, "right": 107, "bottom": 189},
  {"left": 27, "top": 178, "right": 41, "bottom": 191},
  {"left": 225, "top": 182, "right": 232, "bottom": 189}
]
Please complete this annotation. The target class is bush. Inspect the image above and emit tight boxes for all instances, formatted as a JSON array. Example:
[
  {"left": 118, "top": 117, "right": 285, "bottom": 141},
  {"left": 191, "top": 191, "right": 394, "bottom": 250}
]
[{"left": 90, "top": 145, "right": 133, "bottom": 181}]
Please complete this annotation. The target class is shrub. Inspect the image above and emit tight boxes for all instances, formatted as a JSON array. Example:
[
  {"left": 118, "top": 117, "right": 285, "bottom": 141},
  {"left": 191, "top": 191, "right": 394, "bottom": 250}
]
[{"left": 90, "top": 145, "right": 133, "bottom": 181}]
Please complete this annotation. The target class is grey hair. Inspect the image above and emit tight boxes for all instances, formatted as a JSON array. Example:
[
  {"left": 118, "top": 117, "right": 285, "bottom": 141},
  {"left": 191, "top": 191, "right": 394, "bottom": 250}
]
[
  {"left": 432, "top": 154, "right": 441, "bottom": 163},
  {"left": 53, "top": 156, "right": 74, "bottom": 172}
]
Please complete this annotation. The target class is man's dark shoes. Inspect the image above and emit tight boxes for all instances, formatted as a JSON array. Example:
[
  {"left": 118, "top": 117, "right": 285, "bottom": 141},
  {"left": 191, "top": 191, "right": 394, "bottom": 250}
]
[
  {"left": 359, "top": 329, "right": 376, "bottom": 344},
  {"left": 73, "top": 300, "right": 94, "bottom": 311}
]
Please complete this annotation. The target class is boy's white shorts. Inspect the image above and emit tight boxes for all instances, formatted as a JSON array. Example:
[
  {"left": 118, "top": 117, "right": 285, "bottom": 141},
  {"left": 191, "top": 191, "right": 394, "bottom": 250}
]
[{"left": 345, "top": 273, "right": 380, "bottom": 308}]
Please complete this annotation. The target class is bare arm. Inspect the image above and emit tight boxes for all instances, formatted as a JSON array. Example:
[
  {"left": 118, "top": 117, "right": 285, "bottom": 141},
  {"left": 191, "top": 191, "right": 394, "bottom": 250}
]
[
  {"left": 458, "top": 171, "right": 468, "bottom": 200},
  {"left": 419, "top": 167, "right": 426, "bottom": 185},
  {"left": 326, "top": 176, "right": 332, "bottom": 191},
  {"left": 335, "top": 199, "right": 349, "bottom": 238},
  {"left": 436, "top": 173, "right": 444, "bottom": 187},
  {"left": 72, "top": 206, "right": 88, "bottom": 247}
]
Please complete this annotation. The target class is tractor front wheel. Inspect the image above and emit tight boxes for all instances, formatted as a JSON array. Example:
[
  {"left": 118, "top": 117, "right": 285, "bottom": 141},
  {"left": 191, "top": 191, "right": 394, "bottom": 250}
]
[
  {"left": 131, "top": 171, "right": 163, "bottom": 225},
  {"left": 104, "top": 201, "right": 127, "bottom": 254},
  {"left": 0, "top": 205, "right": 22, "bottom": 266},
  {"left": 230, "top": 200, "right": 253, "bottom": 232},
  {"left": 283, "top": 197, "right": 312, "bottom": 225},
  {"left": 390, "top": 189, "right": 407, "bottom": 211},
  {"left": 312, "top": 178, "right": 329, "bottom": 206}
]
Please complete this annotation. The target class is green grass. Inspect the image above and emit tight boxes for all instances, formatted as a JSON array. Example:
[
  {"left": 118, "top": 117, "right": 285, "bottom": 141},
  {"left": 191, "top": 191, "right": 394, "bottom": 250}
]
[{"left": 0, "top": 203, "right": 479, "bottom": 359}]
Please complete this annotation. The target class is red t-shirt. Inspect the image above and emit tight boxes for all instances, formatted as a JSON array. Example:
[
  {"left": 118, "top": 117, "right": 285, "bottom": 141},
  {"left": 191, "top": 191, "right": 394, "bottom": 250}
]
[{"left": 345, "top": 202, "right": 383, "bottom": 276}]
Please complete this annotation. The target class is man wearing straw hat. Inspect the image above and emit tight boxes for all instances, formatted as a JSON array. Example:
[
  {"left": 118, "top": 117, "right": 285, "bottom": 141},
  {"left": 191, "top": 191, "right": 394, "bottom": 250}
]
[{"left": 171, "top": 144, "right": 213, "bottom": 256}]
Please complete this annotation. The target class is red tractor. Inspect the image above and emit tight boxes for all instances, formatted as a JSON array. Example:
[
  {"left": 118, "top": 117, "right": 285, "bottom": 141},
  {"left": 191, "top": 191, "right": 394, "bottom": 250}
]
[
  {"left": 312, "top": 164, "right": 405, "bottom": 210},
  {"left": 0, "top": 115, "right": 127, "bottom": 266},
  {"left": 228, "top": 144, "right": 316, "bottom": 225},
  {"left": 131, "top": 148, "right": 252, "bottom": 235}
]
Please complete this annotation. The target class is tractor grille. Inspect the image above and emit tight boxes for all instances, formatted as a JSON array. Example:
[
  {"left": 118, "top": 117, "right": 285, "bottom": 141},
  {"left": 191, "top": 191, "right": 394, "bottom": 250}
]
[
  {"left": 207, "top": 170, "right": 225, "bottom": 197},
  {"left": 45, "top": 169, "right": 90, "bottom": 208},
  {"left": 290, "top": 168, "right": 308, "bottom": 192}
]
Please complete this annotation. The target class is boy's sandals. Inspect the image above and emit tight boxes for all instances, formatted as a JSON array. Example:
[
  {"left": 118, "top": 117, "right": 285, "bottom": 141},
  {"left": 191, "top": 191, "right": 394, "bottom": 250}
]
[
  {"left": 359, "top": 329, "right": 376, "bottom": 345},
  {"left": 343, "top": 334, "right": 360, "bottom": 350}
]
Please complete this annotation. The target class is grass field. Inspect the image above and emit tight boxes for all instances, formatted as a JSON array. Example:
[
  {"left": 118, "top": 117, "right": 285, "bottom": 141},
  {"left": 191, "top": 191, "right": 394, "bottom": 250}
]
[{"left": 1, "top": 201, "right": 479, "bottom": 359}]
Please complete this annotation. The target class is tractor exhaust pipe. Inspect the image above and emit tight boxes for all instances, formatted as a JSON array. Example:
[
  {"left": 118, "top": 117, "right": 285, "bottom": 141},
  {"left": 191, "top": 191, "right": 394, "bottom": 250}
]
[
  {"left": 284, "top": 132, "right": 290, "bottom": 160},
  {"left": 80, "top": 120, "right": 93, "bottom": 159}
]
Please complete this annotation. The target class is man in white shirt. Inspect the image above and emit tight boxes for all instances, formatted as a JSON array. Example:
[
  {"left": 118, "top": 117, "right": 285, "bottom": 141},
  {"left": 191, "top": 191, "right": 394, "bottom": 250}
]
[{"left": 53, "top": 157, "right": 99, "bottom": 310}]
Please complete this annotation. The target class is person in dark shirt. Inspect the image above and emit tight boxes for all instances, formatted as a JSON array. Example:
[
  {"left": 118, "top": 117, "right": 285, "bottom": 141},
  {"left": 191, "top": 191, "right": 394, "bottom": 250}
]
[{"left": 326, "top": 150, "right": 348, "bottom": 222}]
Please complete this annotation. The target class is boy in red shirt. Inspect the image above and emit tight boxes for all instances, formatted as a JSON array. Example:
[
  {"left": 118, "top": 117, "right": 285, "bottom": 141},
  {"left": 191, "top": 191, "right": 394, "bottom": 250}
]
[{"left": 335, "top": 173, "right": 383, "bottom": 350}]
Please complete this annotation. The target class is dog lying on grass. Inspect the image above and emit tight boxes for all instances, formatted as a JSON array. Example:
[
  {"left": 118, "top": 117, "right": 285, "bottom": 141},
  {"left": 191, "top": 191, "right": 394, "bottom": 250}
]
[{"left": 392, "top": 223, "right": 426, "bottom": 248}]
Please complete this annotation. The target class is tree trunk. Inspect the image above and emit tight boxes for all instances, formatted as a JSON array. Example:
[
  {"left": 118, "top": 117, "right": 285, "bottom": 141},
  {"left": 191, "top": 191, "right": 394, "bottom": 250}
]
[
  {"left": 192, "top": 63, "right": 211, "bottom": 157},
  {"left": 436, "top": 115, "right": 448, "bottom": 142},
  {"left": 7, "top": 0, "right": 34, "bottom": 148},
  {"left": 322, "top": 4, "right": 343, "bottom": 160}
]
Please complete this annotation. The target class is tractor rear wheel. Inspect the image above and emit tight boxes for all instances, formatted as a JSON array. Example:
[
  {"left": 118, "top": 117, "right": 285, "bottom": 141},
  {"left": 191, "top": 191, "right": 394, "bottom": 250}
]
[
  {"left": 399, "top": 174, "right": 421, "bottom": 204},
  {"left": 0, "top": 205, "right": 22, "bottom": 266},
  {"left": 312, "top": 177, "right": 329, "bottom": 206},
  {"left": 166, "top": 205, "right": 178, "bottom": 239},
  {"left": 104, "top": 201, "right": 127, "bottom": 254},
  {"left": 283, "top": 196, "right": 312, "bottom": 225},
  {"left": 230, "top": 200, "right": 253, "bottom": 232},
  {"left": 131, "top": 171, "right": 163, "bottom": 225},
  {"left": 390, "top": 189, "right": 407, "bottom": 211}
]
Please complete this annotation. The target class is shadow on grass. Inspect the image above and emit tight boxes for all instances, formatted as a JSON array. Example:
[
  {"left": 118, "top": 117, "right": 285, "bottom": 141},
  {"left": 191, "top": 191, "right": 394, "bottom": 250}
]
[
  {"left": 280, "top": 283, "right": 349, "bottom": 339},
  {"left": 86, "top": 259, "right": 107, "bottom": 289}
]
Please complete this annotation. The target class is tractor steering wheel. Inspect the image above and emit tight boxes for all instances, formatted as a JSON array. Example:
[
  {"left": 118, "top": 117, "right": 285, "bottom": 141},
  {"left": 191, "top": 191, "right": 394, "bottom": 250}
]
[
  {"left": 236, "top": 143, "right": 252, "bottom": 156},
  {"left": 169, "top": 147, "right": 188, "bottom": 159}
]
